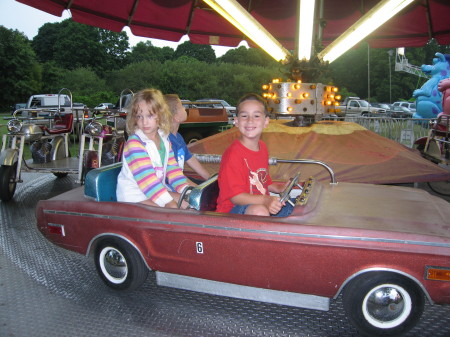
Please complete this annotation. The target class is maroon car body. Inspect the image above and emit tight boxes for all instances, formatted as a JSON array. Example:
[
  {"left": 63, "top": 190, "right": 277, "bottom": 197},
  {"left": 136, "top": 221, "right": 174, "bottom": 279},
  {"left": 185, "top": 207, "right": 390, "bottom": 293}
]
[{"left": 35, "top": 164, "right": 450, "bottom": 336}]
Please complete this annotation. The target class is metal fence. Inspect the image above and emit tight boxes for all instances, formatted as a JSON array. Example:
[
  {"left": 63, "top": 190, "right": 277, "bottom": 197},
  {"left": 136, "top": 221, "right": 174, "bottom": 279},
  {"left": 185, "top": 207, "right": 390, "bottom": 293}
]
[
  {"left": 324, "top": 116, "right": 434, "bottom": 148},
  {"left": 219, "top": 115, "right": 434, "bottom": 149}
]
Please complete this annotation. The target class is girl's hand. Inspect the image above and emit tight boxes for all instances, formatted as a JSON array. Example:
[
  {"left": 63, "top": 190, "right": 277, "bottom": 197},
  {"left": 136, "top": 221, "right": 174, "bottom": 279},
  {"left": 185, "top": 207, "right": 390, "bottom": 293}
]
[{"left": 165, "top": 200, "right": 178, "bottom": 208}]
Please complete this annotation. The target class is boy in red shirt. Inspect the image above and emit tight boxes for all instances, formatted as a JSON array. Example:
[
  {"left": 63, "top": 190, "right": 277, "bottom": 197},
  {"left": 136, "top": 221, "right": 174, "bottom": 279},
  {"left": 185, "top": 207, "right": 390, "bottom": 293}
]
[{"left": 216, "top": 93, "right": 293, "bottom": 216}]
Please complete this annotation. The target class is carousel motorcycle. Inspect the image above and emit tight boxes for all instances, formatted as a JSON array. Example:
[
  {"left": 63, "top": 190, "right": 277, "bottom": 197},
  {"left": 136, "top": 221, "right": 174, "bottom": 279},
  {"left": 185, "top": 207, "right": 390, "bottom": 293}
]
[{"left": 0, "top": 111, "right": 124, "bottom": 202}]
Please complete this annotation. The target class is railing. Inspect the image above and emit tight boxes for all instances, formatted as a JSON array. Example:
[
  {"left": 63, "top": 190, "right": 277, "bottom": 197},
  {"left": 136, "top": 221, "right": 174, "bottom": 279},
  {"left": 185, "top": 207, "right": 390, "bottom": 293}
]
[
  {"left": 323, "top": 115, "right": 433, "bottom": 148},
  {"left": 215, "top": 114, "right": 434, "bottom": 148}
]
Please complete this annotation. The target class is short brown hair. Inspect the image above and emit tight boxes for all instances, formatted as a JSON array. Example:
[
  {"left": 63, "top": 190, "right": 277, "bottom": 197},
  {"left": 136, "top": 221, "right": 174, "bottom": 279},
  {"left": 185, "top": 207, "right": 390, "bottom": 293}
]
[
  {"left": 236, "top": 93, "right": 269, "bottom": 116},
  {"left": 126, "top": 89, "right": 172, "bottom": 134},
  {"left": 164, "top": 94, "right": 181, "bottom": 117}
]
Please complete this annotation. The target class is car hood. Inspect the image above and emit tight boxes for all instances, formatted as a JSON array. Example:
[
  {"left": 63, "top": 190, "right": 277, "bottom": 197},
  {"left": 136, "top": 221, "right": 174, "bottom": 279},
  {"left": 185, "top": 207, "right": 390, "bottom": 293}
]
[{"left": 292, "top": 182, "right": 449, "bottom": 239}]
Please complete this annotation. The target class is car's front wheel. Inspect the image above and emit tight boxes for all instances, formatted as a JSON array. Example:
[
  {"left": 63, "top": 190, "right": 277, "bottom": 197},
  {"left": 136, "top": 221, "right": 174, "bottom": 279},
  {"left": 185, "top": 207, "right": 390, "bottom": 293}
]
[
  {"left": 343, "top": 272, "right": 424, "bottom": 336},
  {"left": 0, "top": 164, "right": 17, "bottom": 202},
  {"left": 94, "top": 238, "right": 148, "bottom": 291}
]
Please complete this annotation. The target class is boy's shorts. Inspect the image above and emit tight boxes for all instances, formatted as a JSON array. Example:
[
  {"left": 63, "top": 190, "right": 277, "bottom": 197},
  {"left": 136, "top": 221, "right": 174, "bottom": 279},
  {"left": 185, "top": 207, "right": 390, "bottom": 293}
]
[{"left": 230, "top": 199, "right": 294, "bottom": 217}]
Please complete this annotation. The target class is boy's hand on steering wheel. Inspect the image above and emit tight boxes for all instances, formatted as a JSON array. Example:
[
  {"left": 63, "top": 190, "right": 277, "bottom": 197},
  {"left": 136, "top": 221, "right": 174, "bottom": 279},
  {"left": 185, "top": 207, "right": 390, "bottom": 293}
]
[{"left": 266, "top": 195, "right": 284, "bottom": 215}]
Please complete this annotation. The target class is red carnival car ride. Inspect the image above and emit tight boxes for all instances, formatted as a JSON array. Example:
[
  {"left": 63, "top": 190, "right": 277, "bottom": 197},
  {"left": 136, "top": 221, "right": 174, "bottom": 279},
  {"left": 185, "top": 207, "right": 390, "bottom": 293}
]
[
  {"left": 35, "top": 80, "right": 450, "bottom": 337},
  {"left": 36, "top": 156, "right": 450, "bottom": 337}
]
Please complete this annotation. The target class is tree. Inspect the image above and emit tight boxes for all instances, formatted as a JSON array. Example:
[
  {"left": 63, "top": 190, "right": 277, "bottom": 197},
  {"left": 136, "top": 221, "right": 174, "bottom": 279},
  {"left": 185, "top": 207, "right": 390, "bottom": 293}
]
[
  {"left": 104, "top": 57, "right": 281, "bottom": 106},
  {"left": 160, "top": 46, "right": 176, "bottom": 61},
  {"left": 127, "top": 41, "right": 174, "bottom": 64},
  {"left": 105, "top": 60, "right": 166, "bottom": 95},
  {"left": 59, "top": 68, "right": 108, "bottom": 96},
  {"left": 329, "top": 43, "right": 369, "bottom": 100},
  {"left": 173, "top": 41, "right": 216, "bottom": 63},
  {"left": 32, "top": 21, "right": 63, "bottom": 64},
  {"left": 32, "top": 19, "right": 129, "bottom": 73},
  {"left": 0, "top": 26, "right": 41, "bottom": 108},
  {"left": 218, "top": 46, "right": 277, "bottom": 67}
]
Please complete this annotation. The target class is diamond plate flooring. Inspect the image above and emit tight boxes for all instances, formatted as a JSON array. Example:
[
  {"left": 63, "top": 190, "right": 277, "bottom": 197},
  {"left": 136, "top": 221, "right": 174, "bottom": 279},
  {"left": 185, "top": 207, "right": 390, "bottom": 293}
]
[{"left": 0, "top": 173, "right": 449, "bottom": 337}]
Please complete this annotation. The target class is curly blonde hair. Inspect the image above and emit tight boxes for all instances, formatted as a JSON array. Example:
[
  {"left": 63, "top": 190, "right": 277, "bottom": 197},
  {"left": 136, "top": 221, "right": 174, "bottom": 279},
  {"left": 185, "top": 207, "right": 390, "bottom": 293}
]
[{"left": 126, "top": 89, "right": 172, "bottom": 135}]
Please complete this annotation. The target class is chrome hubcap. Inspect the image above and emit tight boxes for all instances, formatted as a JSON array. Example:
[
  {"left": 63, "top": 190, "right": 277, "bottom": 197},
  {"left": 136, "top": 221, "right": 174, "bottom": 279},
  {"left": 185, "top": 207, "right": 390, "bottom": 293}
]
[
  {"left": 100, "top": 247, "right": 128, "bottom": 283},
  {"left": 363, "top": 284, "right": 412, "bottom": 329}
]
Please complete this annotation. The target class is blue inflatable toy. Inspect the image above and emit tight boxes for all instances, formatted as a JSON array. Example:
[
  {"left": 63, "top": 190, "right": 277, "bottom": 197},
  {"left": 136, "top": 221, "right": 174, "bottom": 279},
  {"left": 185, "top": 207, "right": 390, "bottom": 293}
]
[{"left": 413, "top": 53, "right": 450, "bottom": 119}]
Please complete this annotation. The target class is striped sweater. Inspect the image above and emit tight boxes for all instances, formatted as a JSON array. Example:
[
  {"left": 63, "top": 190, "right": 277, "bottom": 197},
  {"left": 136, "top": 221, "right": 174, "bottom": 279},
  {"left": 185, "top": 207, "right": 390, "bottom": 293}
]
[{"left": 116, "top": 129, "right": 188, "bottom": 206}]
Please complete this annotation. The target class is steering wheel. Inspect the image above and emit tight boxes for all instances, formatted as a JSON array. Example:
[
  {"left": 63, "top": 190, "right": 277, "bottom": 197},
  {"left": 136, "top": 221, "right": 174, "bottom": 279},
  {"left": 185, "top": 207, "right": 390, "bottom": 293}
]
[
  {"left": 279, "top": 172, "right": 301, "bottom": 203},
  {"left": 177, "top": 186, "right": 194, "bottom": 209}
]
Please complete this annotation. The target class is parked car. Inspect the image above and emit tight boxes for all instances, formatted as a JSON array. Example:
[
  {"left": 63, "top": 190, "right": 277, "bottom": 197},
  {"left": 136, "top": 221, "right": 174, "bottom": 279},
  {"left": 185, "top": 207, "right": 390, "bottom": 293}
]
[
  {"left": 35, "top": 159, "right": 450, "bottom": 337},
  {"left": 392, "top": 101, "right": 416, "bottom": 113},
  {"left": 94, "top": 103, "right": 115, "bottom": 111},
  {"left": 370, "top": 103, "right": 391, "bottom": 110},
  {"left": 337, "top": 97, "right": 386, "bottom": 117},
  {"left": 389, "top": 106, "right": 414, "bottom": 118},
  {"left": 196, "top": 99, "right": 236, "bottom": 117}
]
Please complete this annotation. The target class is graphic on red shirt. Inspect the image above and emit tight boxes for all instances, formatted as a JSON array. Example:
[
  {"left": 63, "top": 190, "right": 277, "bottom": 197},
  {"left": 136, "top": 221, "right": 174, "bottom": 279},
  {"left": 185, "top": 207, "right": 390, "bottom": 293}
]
[{"left": 245, "top": 158, "right": 268, "bottom": 195}]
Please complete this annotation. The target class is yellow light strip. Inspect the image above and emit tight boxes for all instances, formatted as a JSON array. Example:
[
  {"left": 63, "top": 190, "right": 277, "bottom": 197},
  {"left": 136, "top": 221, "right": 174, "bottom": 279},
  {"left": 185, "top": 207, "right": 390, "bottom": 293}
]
[
  {"left": 318, "top": 0, "right": 415, "bottom": 63},
  {"left": 297, "top": 0, "right": 316, "bottom": 60},
  {"left": 203, "top": 0, "right": 291, "bottom": 62}
]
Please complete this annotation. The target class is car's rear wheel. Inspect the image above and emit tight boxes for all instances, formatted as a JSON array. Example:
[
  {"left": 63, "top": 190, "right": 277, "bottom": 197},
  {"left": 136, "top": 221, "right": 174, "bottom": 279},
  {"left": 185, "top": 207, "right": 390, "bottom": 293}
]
[
  {"left": 94, "top": 238, "right": 148, "bottom": 291},
  {"left": 343, "top": 272, "right": 424, "bottom": 336}
]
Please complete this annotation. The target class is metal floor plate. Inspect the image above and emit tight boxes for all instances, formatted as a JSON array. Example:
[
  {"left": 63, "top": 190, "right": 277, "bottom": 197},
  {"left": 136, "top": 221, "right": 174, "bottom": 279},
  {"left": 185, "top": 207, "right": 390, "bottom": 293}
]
[{"left": 1, "top": 173, "right": 449, "bottom": 337}]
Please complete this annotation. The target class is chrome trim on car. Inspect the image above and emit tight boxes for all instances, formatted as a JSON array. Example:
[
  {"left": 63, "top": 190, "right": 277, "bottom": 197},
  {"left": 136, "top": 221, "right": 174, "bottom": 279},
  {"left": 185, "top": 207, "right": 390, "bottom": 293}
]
[
  {"left": 156, "top": 271, "right": 330, "bottom": 311},
  {"left": 334, "top": 268, "right": 432, "bottom": 304},
  {"left": 43, "top": 209, "right": 450, "bottom": 249}
]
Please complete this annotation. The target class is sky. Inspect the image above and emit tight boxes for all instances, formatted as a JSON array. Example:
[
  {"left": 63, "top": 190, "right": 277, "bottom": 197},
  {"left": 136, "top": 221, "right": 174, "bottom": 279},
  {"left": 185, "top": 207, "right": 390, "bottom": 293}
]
[{"left": 0, "top": 0, "right": 237, "bottom": 57}]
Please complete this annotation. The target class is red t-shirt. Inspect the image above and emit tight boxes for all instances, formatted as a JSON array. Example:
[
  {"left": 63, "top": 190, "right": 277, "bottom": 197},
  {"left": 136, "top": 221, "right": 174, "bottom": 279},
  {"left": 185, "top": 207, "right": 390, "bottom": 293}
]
[{"left": 216, "top": 139, "right": 272, "bottom": 213}]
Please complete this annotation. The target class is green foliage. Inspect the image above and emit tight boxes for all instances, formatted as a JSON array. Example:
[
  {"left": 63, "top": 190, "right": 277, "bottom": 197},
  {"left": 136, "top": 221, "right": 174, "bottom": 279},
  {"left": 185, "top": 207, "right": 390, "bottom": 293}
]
[
  {"left": 173, "top": 41, "right": 216, "bottom": 63},
  {"left": 32, "top": 19, "right": 128, "bottom": 73},
  {"left": 336, "top": 88, "right": 359, "bottom": 101},
  {"left": 32, "top": 21, "right": 64, "bottom": 63},
  {"left": 60, "top": 68, "right": 107, "bottom": 95},
  {"left": 3, "top": 22, "right": 450, "bottom": 112},
  {"left": 100, "top": 58, "right": 281, "bottom": 106},
  {"left": 126, "top": 41, "right": 174, "bottom": 64},
  {"left": 218, "top": 46, "right": 277, "bottom": 67},
  {"left": 0, "top": 26, "right": 41, "bottom": 109},
  {"left": 39, "top": 61, "right": 67, "bottom": 93},
  {"left": 76, "top": 91, "right": 117, "bottom": 109},
  {"left": 57, "top": 68, "right": 115, "bottom": 107},
  {"left": 106, "top": 61, "right": 165, "bottom": 94}
]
